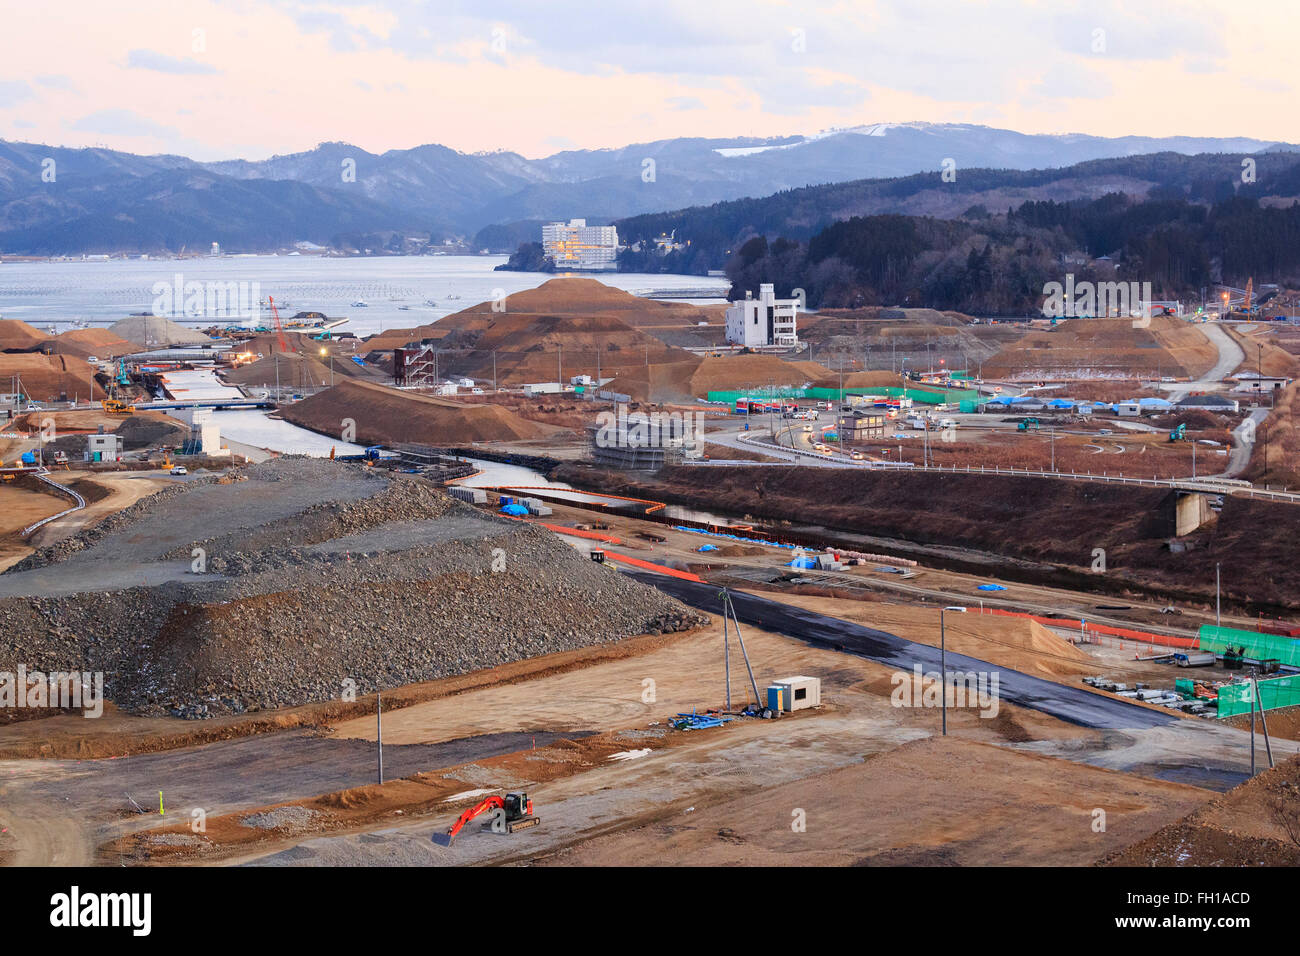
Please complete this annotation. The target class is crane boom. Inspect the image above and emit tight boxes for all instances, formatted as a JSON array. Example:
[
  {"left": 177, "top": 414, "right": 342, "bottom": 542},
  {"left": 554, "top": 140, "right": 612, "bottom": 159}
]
[{"left": 267, "top": 295, "right": 289, "bottom": 352}]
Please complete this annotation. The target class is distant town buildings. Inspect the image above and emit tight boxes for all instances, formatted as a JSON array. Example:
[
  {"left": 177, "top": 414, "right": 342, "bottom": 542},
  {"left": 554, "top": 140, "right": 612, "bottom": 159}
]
[
  {"left": 725, "top": 283, "right": 800, "bottom": 348},
  {"left": 542, "top": 219, "right": 619, "bottom": 271}
]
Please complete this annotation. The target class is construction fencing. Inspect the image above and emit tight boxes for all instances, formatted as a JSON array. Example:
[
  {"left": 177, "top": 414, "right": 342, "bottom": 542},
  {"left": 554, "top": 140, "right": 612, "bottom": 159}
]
[
  {"left": 1199, "top": 625, "right": 1300, "bottom": 668},
  {"left": 1215, "top": 674, "right": 1300, "bottom": 717}
]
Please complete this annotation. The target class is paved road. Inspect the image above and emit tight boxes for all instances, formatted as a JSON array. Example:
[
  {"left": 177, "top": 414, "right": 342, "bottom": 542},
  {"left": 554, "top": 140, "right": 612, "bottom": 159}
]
[
  {"left": 632, "top": 573, "right": 1176, "bottom": 731},
  {"left": 1218, "top": 407, "right": 1268, "bottom": 479},
  {"left": 1164, "top": 320, "right": 1244, "bottom": 401}
]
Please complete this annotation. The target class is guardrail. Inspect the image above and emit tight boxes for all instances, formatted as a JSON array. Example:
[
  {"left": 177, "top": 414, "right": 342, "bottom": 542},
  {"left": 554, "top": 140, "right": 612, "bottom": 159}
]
[{"left": 21, "top": 470, "right": 87, "bottom": 537}]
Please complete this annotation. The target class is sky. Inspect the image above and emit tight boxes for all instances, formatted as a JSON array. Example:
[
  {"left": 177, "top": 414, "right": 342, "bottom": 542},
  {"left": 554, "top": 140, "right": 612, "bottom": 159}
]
[{"left": 1, "top": 0, "right": 1297, "bottom": 161}]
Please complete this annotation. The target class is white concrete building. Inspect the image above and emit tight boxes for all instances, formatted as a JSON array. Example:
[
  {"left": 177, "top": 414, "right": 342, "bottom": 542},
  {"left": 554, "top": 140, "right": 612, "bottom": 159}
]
[
  {"left": 542, "top": 219, "right": 619, "bottom": 271},
  {"left": 725, "top": 283, "right": 800, "bottom": 348}
]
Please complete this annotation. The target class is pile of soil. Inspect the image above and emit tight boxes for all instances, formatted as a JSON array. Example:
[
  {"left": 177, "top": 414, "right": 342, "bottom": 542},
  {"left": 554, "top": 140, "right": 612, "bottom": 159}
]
[
  {"left": 608, "top": 354, "right": 828, "bottom": 402},
  {"left": 109, "top": 315, "right": 212, "bottom": 348},
  {"left": 1106, "top": 753, "right": 1300, "bottom": 866},
  {"left": 279, "top": 379, "right": 569, "bottom": 445},
  {"left": 40, "top": 328, "right": 137, "bottom": 360},
  {"left": 0, "top": 319, "right": 50, "bottom": 351},
  {"left": 983, "top": 317, "right": 1218, "bottom": 380},
  {"left": 0, "top": 459, "right": 706, "bottom": 717},
  {"left": 223, "top": 352, "right": 351, "bottom": 390},
  {"left": 0, "top": 353, "right": 104, "bottom": 401}
]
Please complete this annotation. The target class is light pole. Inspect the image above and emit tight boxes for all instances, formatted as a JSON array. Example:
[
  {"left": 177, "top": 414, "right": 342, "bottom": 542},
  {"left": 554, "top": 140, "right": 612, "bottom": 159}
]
[
  {"left": 320, "top": 347, "right": 333, "bottom": 386},
  {"left": 940, "top": 608, "right": 947, "bottom": 736},
  {"left": 1216, "top": 562, "right": 1221, "bottom": 628}
]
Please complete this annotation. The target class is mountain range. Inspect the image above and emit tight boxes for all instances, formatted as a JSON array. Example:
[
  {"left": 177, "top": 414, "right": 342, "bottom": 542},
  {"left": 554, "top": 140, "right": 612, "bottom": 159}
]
[{"left": 1, "top": 123, "right": 1295, "bottom": 254}]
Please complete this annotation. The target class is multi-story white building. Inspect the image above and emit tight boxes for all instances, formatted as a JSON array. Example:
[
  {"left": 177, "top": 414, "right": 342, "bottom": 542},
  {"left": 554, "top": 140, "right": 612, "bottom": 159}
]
[
  {"left": 542, "top": 219, "right": 619, "bottom": 271},
  {"left": 725, "top": 283, "right": 800, "bottom": 348}
]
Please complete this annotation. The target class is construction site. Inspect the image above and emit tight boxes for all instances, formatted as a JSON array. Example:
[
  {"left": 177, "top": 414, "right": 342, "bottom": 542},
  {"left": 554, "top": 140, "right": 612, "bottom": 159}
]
[{"left": 0, "top": 276, "right": 1297, "bottom": 875}]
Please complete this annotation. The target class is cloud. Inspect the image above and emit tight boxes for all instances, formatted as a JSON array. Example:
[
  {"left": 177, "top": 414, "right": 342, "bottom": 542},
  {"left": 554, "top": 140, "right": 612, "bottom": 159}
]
[
  {"left": 0, "top": 80, "right": 35, "bottom": 107},
  {"left": 71, "top": 109, "right": 178, "bottom": 139},
  {"left": 36, "top": 74, "right": 77, "bottom": 91},
  {"left": 126, "top": 49, "right": 220, "bottom": 75},
  {"left": 667, "top": 96, "right": 705, "bottom": 111}
]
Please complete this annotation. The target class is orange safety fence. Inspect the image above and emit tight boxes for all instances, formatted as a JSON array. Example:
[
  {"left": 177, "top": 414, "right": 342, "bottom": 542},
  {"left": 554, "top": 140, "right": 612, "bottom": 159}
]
[
  {"left": 538, "top": 523, "right": 622, "bottom": 544},
  {"left": 602, "top": 551, "right": 704, "bottom": 581},
  {"left": 979, "top": 607, "right": 1197, "bottom": 649}
]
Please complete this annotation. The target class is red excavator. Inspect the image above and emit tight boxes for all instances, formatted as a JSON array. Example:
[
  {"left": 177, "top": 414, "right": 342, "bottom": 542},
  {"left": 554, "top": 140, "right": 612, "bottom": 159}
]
[{"left": 446, "top": 792, "right": 538, "bottom": 840}]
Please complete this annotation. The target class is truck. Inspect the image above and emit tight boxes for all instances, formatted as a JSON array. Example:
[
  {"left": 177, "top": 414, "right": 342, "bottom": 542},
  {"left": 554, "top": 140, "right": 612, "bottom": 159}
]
[{"left": 906, "top": 416, "right": 928, "bottom": 430}]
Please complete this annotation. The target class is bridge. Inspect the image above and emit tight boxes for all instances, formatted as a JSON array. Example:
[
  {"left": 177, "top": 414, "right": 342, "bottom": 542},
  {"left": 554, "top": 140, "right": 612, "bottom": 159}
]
[{"left": 134, "top": 398, "right": 275, "bottom": 411}]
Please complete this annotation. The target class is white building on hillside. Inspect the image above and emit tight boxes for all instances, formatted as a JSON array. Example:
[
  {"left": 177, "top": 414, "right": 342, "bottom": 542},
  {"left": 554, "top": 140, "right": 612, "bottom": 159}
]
[
  {"left": 725, "top": 283, "right": 800, "bottom": 348},
  {"left": 542, "top": 219, "right": 619, "bottom": 271}
]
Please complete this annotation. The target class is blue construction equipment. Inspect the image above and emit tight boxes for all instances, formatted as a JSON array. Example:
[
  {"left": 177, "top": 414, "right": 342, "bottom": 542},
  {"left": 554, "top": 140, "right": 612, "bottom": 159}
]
[{"left": 1168, "top": 423, "right": 1187, "bottom": 442}]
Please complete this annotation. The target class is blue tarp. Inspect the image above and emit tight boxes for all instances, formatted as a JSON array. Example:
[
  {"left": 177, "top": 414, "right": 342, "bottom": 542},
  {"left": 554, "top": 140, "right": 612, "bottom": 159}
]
[
  {"left": 500, "top": 503, "right": 529, "bottom": 516},
  {"left": 697, "top": 544, "right": 719, "bottom": 552},
  {"left": 787, "top": 556, "right": 817, "bottom": 569},
  {"left": 977, "top": 584, "right": 1007, "bottom": 592}
]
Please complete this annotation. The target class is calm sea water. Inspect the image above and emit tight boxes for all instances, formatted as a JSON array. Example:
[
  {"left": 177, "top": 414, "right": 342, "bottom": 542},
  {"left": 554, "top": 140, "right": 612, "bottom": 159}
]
[{"left": 0, "top": 255, "right": 727, "bottom": 337}]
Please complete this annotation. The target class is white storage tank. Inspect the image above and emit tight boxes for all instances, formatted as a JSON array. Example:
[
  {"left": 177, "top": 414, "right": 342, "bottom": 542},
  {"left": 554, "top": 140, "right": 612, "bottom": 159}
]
[{"left": 773, "top": 675, "right": 821, "bottom": 712}]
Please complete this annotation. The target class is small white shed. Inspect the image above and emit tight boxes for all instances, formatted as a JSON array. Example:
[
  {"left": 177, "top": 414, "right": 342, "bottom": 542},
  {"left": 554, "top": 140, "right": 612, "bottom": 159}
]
[{"left": 772, "top": 675, "right": 821, "bottom": 712}]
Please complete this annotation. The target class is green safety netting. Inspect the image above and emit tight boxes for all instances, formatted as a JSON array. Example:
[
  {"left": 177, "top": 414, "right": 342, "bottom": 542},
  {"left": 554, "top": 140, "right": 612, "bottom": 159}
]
[
  {"left": 1216, "top": 674, "right": 1300, "bottom": 716},
  {"left": 1199, "top": 625, "right": 1300, "bottom": 667}
]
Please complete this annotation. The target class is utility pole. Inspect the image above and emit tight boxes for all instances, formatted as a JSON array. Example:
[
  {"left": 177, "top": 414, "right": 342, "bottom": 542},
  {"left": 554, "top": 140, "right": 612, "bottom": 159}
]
[
  {"left": 940, "top": 609, "right": 947, "bottom": 736},
  {"left": 377, "top": 692, "right": 384, "bottom": 785},
  {"left": 558, "top": 344, "right": 563, "bottom": 387},
  {"left": 492, "top": 350, "right": 497, "bottom": 392}
]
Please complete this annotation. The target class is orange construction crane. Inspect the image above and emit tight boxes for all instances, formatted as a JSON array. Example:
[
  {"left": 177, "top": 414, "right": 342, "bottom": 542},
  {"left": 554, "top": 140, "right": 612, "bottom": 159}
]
[
  {"left": 446, "top": 792, "right": 538, "bottom": 840},
  {"left": 267, "top": 295, "right": 289, "bottom": 353}
]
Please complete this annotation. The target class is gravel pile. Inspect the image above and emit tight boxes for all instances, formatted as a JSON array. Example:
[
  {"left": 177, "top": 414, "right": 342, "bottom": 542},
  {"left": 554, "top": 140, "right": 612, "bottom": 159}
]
[
  {"left": 0, "top": 459, "right": 706, "bottom": 718},
  {"left": 240, "top": 806, "right": 320, "bottom": 831}
]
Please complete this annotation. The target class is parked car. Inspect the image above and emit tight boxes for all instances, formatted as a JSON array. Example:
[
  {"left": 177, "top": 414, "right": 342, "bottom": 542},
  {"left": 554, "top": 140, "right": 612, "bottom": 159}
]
[{"left": 171, "top": 465, "right": 188, "bottom": 476}]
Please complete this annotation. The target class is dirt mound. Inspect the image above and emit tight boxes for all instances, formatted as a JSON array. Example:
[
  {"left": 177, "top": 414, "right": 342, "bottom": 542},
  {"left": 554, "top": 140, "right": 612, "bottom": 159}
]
[
  {"left": 280, "top": 379, "right": 568, "bottom": 445},
  {"left": 40, "top": 328, "right": 137, "bottom": 360},
  {"left": 450, "top": 277, "right": 721, "bottom": 327},
  {"left": 610, "top": 354, "right": 829, "bottom": 402},
  {"left": 223, "top": 352, "right": 347, "bottom": 390},
  {"left": 0, "top": 353, "right": 105, "bottom": 402},
  {"left": 1106, "top": 753, "right": 1300, "bottom": 866},
  {"left": 0, "top": 459, "right": 706, "bottom": 716},
  {"left": 0, "top": 319, "right": 50, "bottom": 351},
  {"left": 370, "top": 311, "right": 697, "bottom": 388},
  {"left": 109, "top": 315, "right": 211, "bottom": 348},
  {"left": 984, "top": 317, "right": 1218, "bottom": 380}
]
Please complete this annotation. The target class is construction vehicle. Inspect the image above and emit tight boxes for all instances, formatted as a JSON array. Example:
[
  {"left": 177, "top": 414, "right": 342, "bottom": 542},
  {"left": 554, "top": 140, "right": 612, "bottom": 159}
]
[
  {"left": 446, "top": 792, "right": 538, "bottom": 840},
  {"left": 1168, "top": 423, "right": 1187, "bottom": 442},
  {"left": 1017, "top": 418, "right": 1041, "bottom": 432},
  {"left": 101, "top": 398, "right": 134, "bottom": 414}
]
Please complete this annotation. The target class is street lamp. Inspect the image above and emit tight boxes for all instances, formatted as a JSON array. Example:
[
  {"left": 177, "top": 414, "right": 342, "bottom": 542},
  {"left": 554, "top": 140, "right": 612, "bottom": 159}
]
[{"left": 320, "top": 347, "right": 334, "bottom": 386}]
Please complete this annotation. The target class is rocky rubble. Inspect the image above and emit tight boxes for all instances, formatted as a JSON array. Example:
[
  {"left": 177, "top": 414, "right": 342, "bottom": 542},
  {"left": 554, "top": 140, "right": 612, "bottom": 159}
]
[{"left": 0, "top": 458, "right": 707, "bottom": 718}]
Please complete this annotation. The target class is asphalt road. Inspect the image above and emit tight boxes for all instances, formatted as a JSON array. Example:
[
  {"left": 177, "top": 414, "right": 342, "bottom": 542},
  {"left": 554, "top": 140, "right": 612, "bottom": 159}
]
[{"left": 632, "top": 572, "right": 1176, "bottom": 731}]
